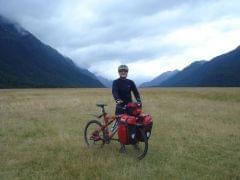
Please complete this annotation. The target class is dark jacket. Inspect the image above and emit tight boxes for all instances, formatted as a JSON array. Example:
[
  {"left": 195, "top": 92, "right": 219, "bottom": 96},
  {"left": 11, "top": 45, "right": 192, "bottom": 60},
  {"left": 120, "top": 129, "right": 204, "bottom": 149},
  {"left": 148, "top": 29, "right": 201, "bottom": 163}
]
[{"left": 112, "top": 78, "right": 141, "bottom": 105}]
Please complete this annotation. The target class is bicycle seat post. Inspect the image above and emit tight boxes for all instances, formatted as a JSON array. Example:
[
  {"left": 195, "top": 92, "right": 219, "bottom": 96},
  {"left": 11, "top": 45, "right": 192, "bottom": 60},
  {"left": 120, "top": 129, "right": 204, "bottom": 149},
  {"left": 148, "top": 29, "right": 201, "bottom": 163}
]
[
  {"left": 101, "top": 106, "right": 106, "bottom": 115},
  {"left": 96, "top": 103, "right": 107, "bottom": 116}
]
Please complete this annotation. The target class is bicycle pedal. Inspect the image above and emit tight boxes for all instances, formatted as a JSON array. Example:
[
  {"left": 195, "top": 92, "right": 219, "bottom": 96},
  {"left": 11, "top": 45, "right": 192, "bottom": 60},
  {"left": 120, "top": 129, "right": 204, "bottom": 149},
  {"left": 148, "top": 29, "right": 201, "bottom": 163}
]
[{"left": 90, "top": 135, "right": 101, "bottom": 141}]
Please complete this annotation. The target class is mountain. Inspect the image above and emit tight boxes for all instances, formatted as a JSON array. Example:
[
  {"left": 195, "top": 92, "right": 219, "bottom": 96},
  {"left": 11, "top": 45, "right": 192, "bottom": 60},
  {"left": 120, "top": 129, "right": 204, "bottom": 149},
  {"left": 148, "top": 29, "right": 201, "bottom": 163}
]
[
  {"left": 0, "top": 16, "right": 104, "bottom": 88},
  {"left": 159, "top": 47, "right": 240, "bottom": 87},
  {"left": 159, "top": 61, "right": 207, "bottom": 86},
  {"left": 140, "top": 70, "right": 179, "bottom": 87},
  {"left": 97, "top": 76, "right": 113, "bottom": 88}
]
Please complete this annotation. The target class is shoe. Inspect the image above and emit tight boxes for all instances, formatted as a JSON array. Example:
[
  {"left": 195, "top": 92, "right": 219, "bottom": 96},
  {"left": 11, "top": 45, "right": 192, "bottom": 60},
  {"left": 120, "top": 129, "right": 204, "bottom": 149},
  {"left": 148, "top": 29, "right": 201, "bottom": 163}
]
[{"left": 119, "top": 144, "right": 127, "bottom": 154}]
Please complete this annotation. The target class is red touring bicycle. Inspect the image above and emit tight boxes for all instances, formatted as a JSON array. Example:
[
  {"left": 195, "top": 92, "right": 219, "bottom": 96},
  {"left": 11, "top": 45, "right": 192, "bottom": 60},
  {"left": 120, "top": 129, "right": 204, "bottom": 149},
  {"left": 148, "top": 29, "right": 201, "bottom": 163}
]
[{"left": 84, "top": 102, "right": 153, "bottom": 160}]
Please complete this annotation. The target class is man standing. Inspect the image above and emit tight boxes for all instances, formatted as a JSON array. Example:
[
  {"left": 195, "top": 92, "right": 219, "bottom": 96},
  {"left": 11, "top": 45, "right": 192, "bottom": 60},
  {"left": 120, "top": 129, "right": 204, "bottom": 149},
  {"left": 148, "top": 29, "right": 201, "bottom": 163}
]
[{"left": 112, "top": 64, "right": 141, "bottom": 153}]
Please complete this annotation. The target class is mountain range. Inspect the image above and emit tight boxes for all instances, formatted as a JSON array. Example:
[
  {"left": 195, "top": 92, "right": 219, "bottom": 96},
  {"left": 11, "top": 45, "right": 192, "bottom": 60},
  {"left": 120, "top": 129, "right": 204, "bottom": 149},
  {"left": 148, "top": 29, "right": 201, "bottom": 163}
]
[
  {"left": 1, "top": 15, "right": 240, "bottom": 88},
  {"left": 142, "top": 46, "right": 240, "bottom": 87},
  {"left": 0, "top": 15, "right": 104, "bottom": 88},
  {"left": 140, "top": 70, "right": 179, "bottom": 87}
]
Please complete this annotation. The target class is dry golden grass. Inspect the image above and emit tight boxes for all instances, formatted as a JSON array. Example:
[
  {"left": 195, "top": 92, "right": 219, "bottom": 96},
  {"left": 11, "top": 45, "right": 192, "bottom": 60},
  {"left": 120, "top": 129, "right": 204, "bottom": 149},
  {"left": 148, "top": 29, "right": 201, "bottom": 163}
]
[{"left": 0, "top": 88, "right": 240, "bottom": 179}]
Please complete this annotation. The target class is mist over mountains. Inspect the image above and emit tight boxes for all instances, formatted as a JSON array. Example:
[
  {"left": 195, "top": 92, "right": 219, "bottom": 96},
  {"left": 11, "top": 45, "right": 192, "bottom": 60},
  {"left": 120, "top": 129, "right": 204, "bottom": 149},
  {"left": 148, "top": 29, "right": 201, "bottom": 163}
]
[
  {"left": 1, "top": 15, "right": 239, "bottom": 88},
  {"left": 0, "top": 15, "right": 104, "bottom": 88}
]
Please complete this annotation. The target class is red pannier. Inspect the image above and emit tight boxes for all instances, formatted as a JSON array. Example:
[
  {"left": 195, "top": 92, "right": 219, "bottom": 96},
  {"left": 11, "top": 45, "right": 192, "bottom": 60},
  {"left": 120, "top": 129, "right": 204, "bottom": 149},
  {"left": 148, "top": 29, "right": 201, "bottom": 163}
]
[
  {"left": 136, "top": 114, "right": 153, "bottom": 141},
  {"left": 117, "top": 114, "right": 137, "bottom": 145}
]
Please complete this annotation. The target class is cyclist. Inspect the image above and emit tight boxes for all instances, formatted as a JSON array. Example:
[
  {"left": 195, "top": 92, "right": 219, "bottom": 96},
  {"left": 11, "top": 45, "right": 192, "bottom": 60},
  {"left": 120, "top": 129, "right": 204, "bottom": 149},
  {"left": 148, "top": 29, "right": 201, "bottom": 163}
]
[{"left": 112, "top": 64, "right": 142, "bottom": 153}]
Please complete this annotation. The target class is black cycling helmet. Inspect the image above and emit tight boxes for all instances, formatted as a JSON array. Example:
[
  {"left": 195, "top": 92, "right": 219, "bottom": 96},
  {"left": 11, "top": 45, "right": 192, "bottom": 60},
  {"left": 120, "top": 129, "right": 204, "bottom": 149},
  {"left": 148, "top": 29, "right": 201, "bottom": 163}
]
[{"left": 118, "top": 65, "right": 129, "bottom": 72}]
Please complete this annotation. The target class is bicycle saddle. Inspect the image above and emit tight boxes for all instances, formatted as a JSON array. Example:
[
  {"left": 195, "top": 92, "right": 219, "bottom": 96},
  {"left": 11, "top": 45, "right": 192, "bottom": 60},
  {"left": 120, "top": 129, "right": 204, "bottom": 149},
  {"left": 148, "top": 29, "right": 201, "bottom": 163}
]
[{"left": 96, "top": 103, "right": 107, "bottom": 107}]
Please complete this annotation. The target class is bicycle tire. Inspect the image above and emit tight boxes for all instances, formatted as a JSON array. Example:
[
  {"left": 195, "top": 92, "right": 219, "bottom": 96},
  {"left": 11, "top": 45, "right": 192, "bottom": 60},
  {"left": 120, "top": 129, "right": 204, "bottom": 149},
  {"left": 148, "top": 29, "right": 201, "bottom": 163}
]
[
  {"left": 84, "top": 120, "right": 105, "bottom": 148},
  {"left": 136, "top": 128, "right": 148, "bottom": 160}
]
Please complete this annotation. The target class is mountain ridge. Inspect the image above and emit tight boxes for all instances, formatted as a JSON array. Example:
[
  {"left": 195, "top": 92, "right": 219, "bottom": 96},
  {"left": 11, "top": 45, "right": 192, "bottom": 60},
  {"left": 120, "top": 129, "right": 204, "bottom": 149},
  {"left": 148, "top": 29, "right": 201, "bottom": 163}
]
[
  {"left": 140, "top": 70, "right": 179, "bottom": 87},
  {"left": 159, "top": 47, "right": 240, "bottom": 87},
  {"left": 0, "top": 15, "right": 104, "bottom": 88}
]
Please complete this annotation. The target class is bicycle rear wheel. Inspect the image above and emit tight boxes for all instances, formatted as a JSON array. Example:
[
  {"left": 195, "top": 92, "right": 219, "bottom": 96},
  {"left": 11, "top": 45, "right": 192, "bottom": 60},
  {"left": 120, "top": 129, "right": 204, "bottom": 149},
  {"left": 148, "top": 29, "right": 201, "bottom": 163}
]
[{"left": 84, "top": 120, "right": 105, "bottom": 148}]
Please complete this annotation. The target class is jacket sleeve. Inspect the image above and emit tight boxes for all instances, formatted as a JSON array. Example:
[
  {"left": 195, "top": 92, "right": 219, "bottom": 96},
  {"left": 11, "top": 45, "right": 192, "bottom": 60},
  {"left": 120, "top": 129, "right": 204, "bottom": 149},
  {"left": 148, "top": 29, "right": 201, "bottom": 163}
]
[
  {"left": 131, "top": 81, "right": 141, "bottom": 102},
  {"left": 112, "top": 80, "right": 120, "bottom": 101}
]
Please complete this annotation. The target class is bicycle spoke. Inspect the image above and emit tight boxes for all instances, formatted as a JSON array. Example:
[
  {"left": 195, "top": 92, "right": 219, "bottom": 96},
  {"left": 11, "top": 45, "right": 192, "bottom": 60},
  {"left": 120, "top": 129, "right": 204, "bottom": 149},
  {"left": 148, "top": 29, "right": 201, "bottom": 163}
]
[{"left": 84, "top": 120, "right": 105, "bottom": 148}]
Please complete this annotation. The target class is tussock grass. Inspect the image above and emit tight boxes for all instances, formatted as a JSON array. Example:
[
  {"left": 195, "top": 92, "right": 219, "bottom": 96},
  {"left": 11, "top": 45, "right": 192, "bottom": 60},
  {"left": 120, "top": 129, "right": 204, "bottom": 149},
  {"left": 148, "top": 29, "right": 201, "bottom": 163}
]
[{"left": 0, "top": 88, "right": 240, "bottom": 179}]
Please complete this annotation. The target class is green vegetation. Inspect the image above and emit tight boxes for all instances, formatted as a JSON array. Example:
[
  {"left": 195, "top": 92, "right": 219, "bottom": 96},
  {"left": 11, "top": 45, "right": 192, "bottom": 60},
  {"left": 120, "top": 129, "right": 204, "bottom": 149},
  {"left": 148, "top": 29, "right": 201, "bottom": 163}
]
[{"left": 0, "top": 88, "right": 240, "bottom": 179}]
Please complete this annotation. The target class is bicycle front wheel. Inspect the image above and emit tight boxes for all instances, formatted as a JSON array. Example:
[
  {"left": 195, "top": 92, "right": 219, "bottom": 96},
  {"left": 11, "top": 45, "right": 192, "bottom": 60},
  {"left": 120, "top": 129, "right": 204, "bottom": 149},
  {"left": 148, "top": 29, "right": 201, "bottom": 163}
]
[
  {"left": 84, "top": 120, "right": 105, "bottom": 148},
  {"left": 135, "top": 128, "right": 148, "bottom": 160}
]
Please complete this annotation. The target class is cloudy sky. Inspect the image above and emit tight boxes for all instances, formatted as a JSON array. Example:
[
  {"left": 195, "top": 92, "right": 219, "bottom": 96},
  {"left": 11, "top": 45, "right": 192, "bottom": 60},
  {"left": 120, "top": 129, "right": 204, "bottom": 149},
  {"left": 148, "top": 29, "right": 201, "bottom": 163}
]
[{"left": 0, "top": 0, "right": 240, "bottom": 84}]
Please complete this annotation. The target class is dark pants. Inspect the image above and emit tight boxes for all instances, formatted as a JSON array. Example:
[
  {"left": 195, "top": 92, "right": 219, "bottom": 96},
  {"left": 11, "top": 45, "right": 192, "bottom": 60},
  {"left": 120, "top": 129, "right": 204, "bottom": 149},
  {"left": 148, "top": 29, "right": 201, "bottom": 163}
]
[{"left": 115, "top": 103, "right": 127, "bottom": 115}]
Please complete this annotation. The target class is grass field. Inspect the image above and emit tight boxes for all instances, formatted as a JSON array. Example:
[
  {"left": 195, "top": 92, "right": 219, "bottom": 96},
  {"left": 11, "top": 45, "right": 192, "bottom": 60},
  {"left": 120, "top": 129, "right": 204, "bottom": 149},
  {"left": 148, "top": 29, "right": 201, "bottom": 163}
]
[{"left": 0, "top": 88, "right": 240, "bottom": 179}]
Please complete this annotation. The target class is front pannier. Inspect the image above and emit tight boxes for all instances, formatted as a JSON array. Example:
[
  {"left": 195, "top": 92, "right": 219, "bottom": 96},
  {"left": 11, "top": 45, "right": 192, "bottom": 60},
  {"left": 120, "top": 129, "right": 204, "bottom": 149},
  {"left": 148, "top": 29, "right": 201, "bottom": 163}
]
[
  {"left": 117, "top": 114, "right": 137, "bottom": 145},
  {"left": 136, "top": 114, "right": 153, "bottom": 141}
]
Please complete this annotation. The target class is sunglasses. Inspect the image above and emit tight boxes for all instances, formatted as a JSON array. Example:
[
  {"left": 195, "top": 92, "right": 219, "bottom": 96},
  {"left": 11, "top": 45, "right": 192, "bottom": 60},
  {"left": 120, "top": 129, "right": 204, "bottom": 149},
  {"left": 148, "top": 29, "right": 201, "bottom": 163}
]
[{"left": 118, "top": 70, "right": 128, "bottom": 73}]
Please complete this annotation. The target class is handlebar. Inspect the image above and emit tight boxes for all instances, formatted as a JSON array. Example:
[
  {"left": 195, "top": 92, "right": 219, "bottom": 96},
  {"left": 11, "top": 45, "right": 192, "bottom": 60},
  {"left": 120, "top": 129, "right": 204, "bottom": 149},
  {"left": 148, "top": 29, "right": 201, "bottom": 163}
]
[
  {"left": 96, "top": 101, "right": 142, "bottom": 116},
  {"left": 117, "top": 102, "right": 142, "bottom": 108}
]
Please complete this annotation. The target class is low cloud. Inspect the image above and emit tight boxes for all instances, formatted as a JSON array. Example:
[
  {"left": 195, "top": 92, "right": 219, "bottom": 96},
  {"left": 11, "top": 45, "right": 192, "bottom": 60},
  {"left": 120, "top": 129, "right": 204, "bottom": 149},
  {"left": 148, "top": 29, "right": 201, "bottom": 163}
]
[{"left": 1, "top": 0, "right": 240, "bottom": 83}]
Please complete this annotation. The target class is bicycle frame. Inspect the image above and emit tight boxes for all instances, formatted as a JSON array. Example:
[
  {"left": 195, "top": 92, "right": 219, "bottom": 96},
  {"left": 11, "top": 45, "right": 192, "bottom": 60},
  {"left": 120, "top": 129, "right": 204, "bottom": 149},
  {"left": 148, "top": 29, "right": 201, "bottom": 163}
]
[{"left": 94, "top": 105, "right": 119, "bottom": 141}]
